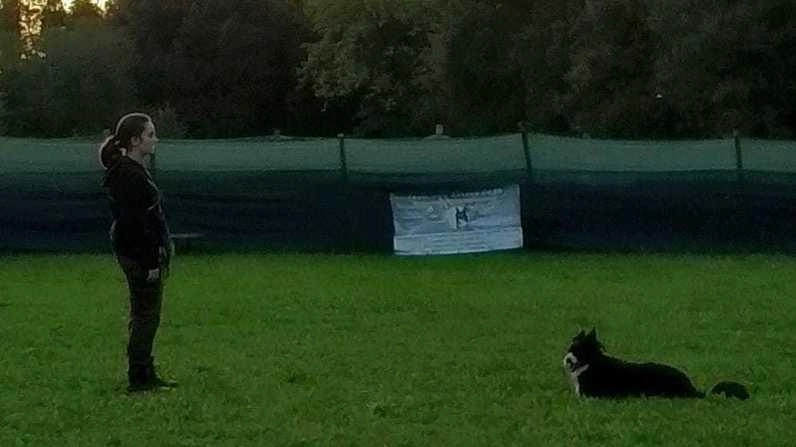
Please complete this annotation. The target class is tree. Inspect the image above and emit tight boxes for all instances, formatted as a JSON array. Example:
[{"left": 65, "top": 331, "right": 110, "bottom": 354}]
[
  {"left": 2, "top": 22, "right": 137, "bottom": 136},
  {"left": 41, "top": 0, "right": 67, "bottom": 31},
  {"left": 106, "top": 0, "right": 194, "bottom": 109},
  {"left": 564, "top": 0, "right": 658, "bottom": 138},
  {"left": 0, "top": 0, "right": 22, "bottom": 134},
  {"left": 300, "top": 0, "right": 440, "bottom": 136},
  {"left": 167, "top": 0, "right": 311, "bottom": 137},
  {"left": 18, "top": 0, "right": 42, "bottom": 52},
  {"left": 0, "top": 0, "right": 21, "bottom": 38},
  {"left": 68, "top": 0, "right": 103, "bottom": 22},
  {"left": 512, "top": 0, "right": 584, "bottom": 134},
  {"left": 0, "top": 12, "right": 21, "bottom": 69},
  {"left": 440, "top": 0, "right": 530, "bottom": 135},
  {"left": 649, "top": 0, "right": 795, "bottom": 138}
]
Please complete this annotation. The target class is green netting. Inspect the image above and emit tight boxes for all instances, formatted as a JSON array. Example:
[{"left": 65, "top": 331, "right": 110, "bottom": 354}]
[
  {"left": 744, "top": 138, "right": 796, "bottom": 173},
  {"left": 345, "top": 134, "right": 525, "bottom": 173},
  {"left": 156, "top": 137, "right": 340, "bottom": 172},
  {"left": 0, "top": 137, "right": 101, "bottom": 173},
  {"left": 529, "top": 135, "right": 739, "bottom": 171},
  {"left": 1, "top": 134, "right": 794, "bottom": 253},
  {"left": 3, "top": 134, "right": 793, "bottom": 177}
]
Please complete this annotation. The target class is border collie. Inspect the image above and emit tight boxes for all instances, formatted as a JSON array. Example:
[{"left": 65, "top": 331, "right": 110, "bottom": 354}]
[{"left": 564, "top": 328, "right": 749, "bottom": 399}]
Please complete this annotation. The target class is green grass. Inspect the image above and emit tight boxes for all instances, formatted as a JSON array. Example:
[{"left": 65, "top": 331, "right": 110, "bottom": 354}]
[{"left": 1, "top": 252, "right": 795, "bottom": 446}]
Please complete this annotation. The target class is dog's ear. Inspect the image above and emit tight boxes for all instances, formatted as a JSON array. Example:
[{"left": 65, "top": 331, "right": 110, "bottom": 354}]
[
  {"left": 577, "top": 329, "right": 585, "bottom": 338},
  {"left": 587, "top": 327, "right": 597, "bottom": 340}
]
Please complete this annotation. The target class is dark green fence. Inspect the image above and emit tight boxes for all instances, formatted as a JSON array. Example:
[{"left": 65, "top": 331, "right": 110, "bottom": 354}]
[{"left": 1, "top": 134, "right": 794, "bottom": 253}]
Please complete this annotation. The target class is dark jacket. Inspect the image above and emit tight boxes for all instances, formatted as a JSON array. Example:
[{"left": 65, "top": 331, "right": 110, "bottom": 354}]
[{"left": 102, "top": 156, "right": 171, "bottom": 270}]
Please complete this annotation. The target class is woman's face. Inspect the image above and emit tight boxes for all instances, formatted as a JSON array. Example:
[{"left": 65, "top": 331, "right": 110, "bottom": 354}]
[{"left": 131, "top": 121, "right": 159, "bottom": 155}]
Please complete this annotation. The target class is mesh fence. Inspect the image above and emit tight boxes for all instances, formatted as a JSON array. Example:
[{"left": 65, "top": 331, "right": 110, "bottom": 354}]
[{"left": 1, "top": 134, "right": 794, "bottom": 252}]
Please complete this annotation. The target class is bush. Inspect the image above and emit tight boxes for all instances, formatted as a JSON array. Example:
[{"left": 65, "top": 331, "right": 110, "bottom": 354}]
[{"left": 151, "top": 105, "right": 187, "bottom": 139}]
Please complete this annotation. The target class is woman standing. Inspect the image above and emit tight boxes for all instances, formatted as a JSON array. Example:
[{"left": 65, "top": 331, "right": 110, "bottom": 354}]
[{"left": 99, "top": 112, "right": 176, "bottom": 392}]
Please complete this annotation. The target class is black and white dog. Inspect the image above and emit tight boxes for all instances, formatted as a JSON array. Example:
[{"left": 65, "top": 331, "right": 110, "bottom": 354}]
[{"left": 563, "top": 328, "right": 749, "bottom": 399}]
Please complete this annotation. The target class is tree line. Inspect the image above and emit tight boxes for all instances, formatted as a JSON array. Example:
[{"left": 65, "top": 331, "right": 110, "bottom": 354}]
[{"left": 0, "top": 0, "right": 793, "bottom": 139}]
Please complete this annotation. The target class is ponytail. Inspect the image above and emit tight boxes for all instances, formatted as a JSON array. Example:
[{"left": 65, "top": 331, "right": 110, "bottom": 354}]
[{"left": 98, "top": 135, "right": 126, "bottom": 169}]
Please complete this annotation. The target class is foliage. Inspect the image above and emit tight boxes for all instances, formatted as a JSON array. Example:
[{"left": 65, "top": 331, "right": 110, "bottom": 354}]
[
  {"left": 166, "top": 0, "right": 311, "bottom": 137},
  {"left": 0, "top": 0, "right": 22, "bottom": 38},
  {"left": 150, "top": 104, "right": 186, "bottom": 139},
  {"left": 440, "top": 1, "right": 530, "bottom": 135},
  {"left": 1, "top": 0, "right": 793, "bottom": 138},
  {"left": 1, "top": 22, "right": 136, "bottom": 136},
  {"left": 0, "top": 28, "right": 20, "bottom": 68},
  {"left": 40, "top": 0, "right": 68, "bottom": 32},
  {"left": 300, "top": 0, "right": 440, "bottom": 136},
  {"left": 0, "top": 2, "right": 22, "bottom": 137},
  {"left": 68, "top": 0, "right": 104, "bottom": 22},
  {"left": 648, "top": 0, "right": 796, "bottom": 138},
  {"left": 105, "top": 0, "right": 195, "bottom": 110},
  {"left": 565, "top": 0, "right": 657, "bottom": 138},
  {"left": 512, "top": 0, "right": 583, "bottom": 135}
]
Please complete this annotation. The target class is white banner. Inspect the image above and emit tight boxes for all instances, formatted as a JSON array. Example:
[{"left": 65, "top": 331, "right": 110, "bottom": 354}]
[{"left": 390, "top": 185, "right": 523, "bottom": 255}]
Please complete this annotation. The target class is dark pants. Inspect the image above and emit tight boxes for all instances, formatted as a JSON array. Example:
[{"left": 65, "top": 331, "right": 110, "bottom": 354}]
[{"left": 116, "top": 256, "right": 163, "bottom": 372}]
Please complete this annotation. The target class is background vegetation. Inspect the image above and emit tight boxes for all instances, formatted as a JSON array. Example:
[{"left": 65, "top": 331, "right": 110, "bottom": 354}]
[{"left": 0, "top": 0, "right": 793, "bottom": 139}]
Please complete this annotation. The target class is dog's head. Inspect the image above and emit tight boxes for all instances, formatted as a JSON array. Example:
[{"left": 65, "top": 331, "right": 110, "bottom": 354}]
[{"left": 563, "top": 328, "right": 604, "bottom": 372}]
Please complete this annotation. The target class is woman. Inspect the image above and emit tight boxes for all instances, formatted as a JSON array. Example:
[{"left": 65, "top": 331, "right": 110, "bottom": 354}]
[{"left": 99, "top": 112, "right": 176, "bottom": 392}]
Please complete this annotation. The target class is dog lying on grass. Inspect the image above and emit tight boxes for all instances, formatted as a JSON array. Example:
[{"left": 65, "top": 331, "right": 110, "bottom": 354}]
[{"left": 564, "top": 328, "right": 749, "bottom": 400}]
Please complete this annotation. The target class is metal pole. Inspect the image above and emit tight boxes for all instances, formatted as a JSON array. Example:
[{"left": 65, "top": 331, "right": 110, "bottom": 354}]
[
  {"left": 337, "top": 133, "right": 348, "bottom": 184},
  {"left": 733, "top": 128, "right": 744, "bottom": 186},
  {"left": 519, "top": 122, "right": 534, "bottom": 184}
]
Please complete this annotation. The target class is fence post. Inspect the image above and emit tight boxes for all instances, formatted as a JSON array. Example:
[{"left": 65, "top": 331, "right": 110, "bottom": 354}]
[
  {"left": 519, "top": 122, "right": 534, "bottom": 184},
  {"left": 733, "top": 128, "right": 744, "bottom": 187},
  {"left": 337, "top": 133, "right": 348, "bottom": 184},
  {"left": 732, "top": 128, "right": 753, "bottom": 239}
]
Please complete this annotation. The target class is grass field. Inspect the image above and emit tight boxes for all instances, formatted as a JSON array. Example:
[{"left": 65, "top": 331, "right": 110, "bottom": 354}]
[{"left": 1, "top": 252, "right": 794, "bottom": 446}]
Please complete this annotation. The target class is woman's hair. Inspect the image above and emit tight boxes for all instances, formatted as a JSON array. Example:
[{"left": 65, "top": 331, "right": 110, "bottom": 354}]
[{"left": 98, "top": 112, "right": 152, "bottom": 169}]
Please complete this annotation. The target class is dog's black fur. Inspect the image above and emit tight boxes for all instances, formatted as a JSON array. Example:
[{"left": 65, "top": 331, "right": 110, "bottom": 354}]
[{"left": 564, "top": 329, "right": 749, "bottom": 399}]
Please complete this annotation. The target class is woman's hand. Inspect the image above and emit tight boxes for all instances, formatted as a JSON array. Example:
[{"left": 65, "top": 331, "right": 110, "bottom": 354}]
[
  {"left": 159, "top": 246, "right": 171, "bottom": 280},
  {"left": 147, "top": 268, "right": 160, "bottom": 282}
]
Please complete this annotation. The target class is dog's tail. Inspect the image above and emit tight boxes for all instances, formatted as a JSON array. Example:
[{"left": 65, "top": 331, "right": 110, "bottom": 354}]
[{"left": 709, "top": 381, "right": 749, "bottom": 400}]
